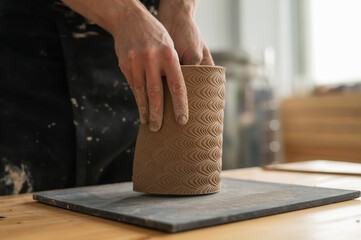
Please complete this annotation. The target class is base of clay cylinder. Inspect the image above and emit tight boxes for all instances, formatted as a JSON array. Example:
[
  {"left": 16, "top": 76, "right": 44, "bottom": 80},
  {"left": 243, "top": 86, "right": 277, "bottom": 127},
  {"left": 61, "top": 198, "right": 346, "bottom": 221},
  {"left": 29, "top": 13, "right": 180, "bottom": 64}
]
[
  {"left": 133, "top": 185, "right": 221, "bottom": 196},
  {"left": 132, "top": 65, "right": 226, "bottom": 195}
]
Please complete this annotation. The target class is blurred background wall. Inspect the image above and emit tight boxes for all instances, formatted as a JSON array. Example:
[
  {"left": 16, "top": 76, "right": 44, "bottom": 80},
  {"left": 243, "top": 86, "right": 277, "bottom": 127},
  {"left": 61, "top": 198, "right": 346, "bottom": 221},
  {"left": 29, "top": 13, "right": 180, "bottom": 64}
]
[{"left": 194, "top": 0, "right": 361, "bottom": 168}]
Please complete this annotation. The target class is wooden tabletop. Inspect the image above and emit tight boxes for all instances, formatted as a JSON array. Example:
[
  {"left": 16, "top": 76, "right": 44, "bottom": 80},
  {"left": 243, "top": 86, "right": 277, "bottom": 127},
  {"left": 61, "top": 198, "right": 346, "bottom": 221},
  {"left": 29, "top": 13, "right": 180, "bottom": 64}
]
[{"left": 1, "top": 161, "right": 361, "bottom": 240}]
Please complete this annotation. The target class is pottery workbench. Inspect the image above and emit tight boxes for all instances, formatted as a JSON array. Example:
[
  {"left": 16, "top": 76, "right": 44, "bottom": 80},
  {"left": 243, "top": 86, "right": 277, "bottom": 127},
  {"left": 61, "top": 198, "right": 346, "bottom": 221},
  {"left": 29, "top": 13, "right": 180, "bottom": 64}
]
[{"left": 1, "top": 161, "right": 361, "bottom": 239}]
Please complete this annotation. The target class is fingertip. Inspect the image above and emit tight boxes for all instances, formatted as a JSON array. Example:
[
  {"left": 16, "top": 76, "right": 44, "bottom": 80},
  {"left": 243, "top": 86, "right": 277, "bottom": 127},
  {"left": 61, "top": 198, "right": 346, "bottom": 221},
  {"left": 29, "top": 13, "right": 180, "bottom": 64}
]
[
  {"left": 140, "top": 118, "right": 148, "bottom": 125},
  {"left": 180, "top": 48, "right": 203, "bottom": 65},
  {"left": 138, "top": 106, "right": 149, "bottom": 125},
  {"left": 140, "top": 116, "right": 148, "bottom": 125},
  {"left": 182, "top": 56, "right": 202, "bottom": 66},
  {"left": 200, "top": 58, "right": 215, "bottom": 66},
  {"left": 149, "top": 120, "right": 161, "bottom": 132},
  {"left": 201, "top": 46, "right": 215, "bottom": 66},
  {"left": 177, "top": 114, "right": 188, "bottom": 126}
]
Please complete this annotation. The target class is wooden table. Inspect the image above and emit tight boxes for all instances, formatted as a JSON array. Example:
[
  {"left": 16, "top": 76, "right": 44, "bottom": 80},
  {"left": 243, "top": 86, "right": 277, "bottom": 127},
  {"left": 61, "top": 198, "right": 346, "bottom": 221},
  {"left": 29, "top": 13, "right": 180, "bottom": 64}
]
[{"left": 1, "top": 162, "right": 361, "bottom": 239}]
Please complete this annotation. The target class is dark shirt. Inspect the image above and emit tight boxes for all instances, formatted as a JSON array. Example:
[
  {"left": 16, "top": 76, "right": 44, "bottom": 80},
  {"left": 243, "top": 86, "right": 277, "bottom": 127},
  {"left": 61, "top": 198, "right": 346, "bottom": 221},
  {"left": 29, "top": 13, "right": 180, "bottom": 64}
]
[{"left": 0, "top": 0, "right": 159, "bottom": 195}]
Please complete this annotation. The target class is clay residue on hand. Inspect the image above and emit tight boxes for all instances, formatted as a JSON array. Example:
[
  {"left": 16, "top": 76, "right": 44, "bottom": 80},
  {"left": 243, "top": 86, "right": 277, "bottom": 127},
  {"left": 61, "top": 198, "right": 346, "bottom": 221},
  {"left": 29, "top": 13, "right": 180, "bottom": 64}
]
[
  {"left": 134, "top": 88, "right": 149, "bottom": 124},
  {"left": 149, "top": 105, "right": 161, "bottom": 132}
]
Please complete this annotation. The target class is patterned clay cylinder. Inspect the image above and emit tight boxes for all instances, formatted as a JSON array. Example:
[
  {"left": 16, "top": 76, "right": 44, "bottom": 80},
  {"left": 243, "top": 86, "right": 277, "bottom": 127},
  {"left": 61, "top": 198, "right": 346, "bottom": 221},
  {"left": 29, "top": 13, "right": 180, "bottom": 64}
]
[{"left": 133, "top": 65, "right": 226, "bottom": 195}]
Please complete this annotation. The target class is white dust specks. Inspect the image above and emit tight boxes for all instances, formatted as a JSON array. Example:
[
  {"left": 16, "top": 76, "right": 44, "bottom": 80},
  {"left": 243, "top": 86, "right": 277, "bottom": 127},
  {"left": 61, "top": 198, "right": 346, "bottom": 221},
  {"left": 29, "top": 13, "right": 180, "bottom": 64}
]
[
  {"left": 72, "top": 31, "right": 99, "bottom": 39},
  {"left": 149, "top": 6, "right": 158, "bottom": 16},
  {"left": 71, "top": 98, "right": 79, "bottom": 108},
  {"left": 78, "top": 23, "right": 86, "bottom": 30},
  {"left": 102, "top": 127, "right": 109, "bottom": 134},
  {"left": 0, "top": 158, "right": 33, "bottom": 195}
]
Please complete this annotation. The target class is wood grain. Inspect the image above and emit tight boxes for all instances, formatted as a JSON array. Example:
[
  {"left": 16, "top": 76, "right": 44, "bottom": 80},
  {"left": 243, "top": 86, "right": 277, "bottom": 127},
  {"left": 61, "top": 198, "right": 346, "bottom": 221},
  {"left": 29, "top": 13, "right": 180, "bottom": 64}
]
[
  {"left": 282, "top": 93, "right": 361, "bottom": 163},
  {"left": 263, "top": 160, "right": 361, "bottom": 176},
  {"left": 1, "top": 163, "right": 361, "bottom": 240}
]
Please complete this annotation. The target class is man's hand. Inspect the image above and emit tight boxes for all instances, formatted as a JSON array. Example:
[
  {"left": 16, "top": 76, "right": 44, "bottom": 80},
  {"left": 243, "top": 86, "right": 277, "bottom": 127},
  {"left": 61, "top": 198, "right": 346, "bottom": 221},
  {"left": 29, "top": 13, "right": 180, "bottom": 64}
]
[
  {"left": 62, "top": 0, "right": 188, "bottom": 132},
  {"left": 157, "top": 0, "right": 214, "bottom": 66},
  {"left": 112, "top": 3, "right": 189, "bottom": 132}
]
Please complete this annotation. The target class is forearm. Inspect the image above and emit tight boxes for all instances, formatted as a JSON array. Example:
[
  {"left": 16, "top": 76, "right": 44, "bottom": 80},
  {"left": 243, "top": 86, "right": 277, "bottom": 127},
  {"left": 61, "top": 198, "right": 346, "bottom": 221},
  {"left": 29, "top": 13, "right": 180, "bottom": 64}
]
[{"left": 61, "top": 0, "right": 147, "bottom": 35}]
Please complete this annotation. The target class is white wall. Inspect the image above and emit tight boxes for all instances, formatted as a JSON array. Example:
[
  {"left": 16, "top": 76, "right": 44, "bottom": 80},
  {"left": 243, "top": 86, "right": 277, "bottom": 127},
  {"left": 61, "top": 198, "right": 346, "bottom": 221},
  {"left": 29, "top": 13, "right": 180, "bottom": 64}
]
[
  {"left": 196, "top": 0, "right": 296, "bottom": 97},
  {"left": 195, "top": 0, "right": 235, "bottom": 51},
  {"left": 240, "top": 0, "right": 278, "bottom": 52}
]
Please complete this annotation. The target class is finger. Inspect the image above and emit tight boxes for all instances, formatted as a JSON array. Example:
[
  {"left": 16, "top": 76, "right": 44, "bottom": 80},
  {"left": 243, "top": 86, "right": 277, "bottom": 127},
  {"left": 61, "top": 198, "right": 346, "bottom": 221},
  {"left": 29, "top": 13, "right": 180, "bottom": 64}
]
[
  {"left": 145, "top": 61, "right": 164, "bottom": 132},
  {"left": 119, "top": 64, "right": 134, "bottom": 88},
  {"left": 131, "top": 63, "right": 148, "bottom": 125},
  {"left": 163, "top": 49, "right": 189, "bottom": 126},
  {"left": 181, "top": 47, "right": 202, "bottom": 65},
  {"left": 200, "top": 42, "right": 214, "bottom": 65}
]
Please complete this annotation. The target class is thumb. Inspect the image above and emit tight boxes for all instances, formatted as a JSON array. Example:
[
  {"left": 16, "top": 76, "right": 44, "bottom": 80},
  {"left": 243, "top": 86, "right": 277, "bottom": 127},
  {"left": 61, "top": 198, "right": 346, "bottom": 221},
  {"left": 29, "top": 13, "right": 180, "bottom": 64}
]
[
  {"left": 200, "top": 42, "right": 214, "bottom": 65},
  {"left": 180, "top": 48, "right": 203, "bottom": 65}
]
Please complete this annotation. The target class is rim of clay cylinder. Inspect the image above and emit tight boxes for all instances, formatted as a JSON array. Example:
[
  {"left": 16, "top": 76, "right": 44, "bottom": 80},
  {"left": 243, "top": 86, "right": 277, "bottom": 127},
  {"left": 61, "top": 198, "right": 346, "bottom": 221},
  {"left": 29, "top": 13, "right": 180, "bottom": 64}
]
[{"left": 181, "top": 65, "right": 226, "bottom": 71}]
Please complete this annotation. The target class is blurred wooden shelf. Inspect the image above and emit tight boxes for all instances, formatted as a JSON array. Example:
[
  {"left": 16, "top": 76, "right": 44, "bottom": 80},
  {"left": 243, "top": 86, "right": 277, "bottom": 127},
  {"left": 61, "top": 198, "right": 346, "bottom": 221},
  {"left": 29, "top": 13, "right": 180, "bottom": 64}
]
[{"left": 281, "top": 93, "right": 361, "bottom": 163}]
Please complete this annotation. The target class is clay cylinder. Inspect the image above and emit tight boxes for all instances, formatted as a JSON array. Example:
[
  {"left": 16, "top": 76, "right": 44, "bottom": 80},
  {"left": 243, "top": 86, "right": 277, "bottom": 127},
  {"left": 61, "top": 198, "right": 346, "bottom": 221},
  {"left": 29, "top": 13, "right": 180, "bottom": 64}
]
[{"left": 132, "top": 65, "right": 226, "bottom": 195}]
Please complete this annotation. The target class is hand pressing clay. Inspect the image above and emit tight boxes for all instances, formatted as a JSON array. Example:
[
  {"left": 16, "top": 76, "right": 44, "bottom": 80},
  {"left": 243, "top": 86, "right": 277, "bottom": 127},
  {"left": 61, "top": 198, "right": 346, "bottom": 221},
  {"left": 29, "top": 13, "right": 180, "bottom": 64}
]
[{"left": 133, "top": 65, "right": 226, "bottom": 195}]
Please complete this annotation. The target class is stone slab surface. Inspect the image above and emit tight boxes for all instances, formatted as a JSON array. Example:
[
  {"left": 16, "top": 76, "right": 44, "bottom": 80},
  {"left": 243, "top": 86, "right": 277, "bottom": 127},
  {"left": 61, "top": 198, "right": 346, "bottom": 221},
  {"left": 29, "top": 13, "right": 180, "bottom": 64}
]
[{"left": 33, "top": 178, "right": 360, "bottom": 233}]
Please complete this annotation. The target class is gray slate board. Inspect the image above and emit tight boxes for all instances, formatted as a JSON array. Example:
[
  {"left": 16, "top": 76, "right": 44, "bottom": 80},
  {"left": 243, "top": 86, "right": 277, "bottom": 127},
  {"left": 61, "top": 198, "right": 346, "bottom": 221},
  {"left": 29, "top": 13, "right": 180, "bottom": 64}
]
[{"left": 33, "top": 178, "right": 360, "bottom": 233}]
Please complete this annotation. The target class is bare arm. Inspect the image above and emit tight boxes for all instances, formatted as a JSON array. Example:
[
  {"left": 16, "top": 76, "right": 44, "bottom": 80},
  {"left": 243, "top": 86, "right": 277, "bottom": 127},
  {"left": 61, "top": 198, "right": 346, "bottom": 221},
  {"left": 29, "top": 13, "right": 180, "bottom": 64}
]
[
  {"left": 158, "top": 0, "right": 214, "bottom": 65},
  {"left": 61, "top": 0, "right": 189, "bottom": 132}
]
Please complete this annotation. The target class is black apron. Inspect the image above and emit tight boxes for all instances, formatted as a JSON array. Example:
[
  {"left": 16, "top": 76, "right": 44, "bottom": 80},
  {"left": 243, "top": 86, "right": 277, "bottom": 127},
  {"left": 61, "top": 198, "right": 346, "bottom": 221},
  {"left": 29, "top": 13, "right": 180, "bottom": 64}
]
[{"left": 0, "top": 0, "right": 159, "bottom": 195}]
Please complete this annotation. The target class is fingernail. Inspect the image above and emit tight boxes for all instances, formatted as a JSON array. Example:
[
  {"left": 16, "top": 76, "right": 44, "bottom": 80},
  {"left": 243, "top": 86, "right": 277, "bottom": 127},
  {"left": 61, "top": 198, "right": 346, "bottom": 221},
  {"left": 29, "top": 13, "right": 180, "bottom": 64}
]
[
  {"left": 149, "top": 121, "right": 160, "bottom": 132},
  {"left": 177, "top": 114, "right": 188, "bottom": 125}
]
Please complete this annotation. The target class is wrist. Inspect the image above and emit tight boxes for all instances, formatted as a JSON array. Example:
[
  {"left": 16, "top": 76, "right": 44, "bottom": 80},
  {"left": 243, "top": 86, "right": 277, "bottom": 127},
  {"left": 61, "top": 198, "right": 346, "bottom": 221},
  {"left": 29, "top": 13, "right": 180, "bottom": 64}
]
[
  {"left": 62, "top": 0, "right": 147, "bottom": 35},
  {"left": 158, "top": 0, "right": 199, "bottom": 19},
  {"left": 105, "top": 1, "right": 153, "bottom": 36}
]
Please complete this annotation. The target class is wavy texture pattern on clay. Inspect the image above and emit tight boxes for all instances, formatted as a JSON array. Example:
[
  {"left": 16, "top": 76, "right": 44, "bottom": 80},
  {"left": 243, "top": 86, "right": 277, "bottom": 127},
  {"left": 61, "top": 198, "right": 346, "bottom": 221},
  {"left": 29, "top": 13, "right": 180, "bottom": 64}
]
[{"left": 133, "top": 65, "right": 226, "bottom": 195}]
